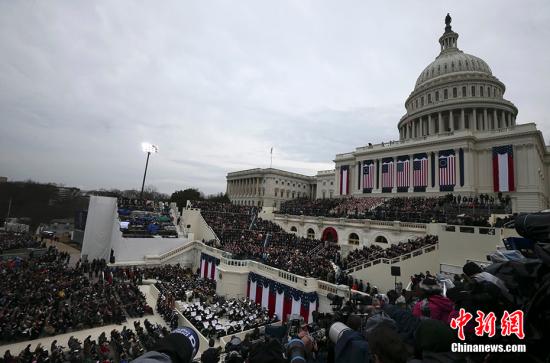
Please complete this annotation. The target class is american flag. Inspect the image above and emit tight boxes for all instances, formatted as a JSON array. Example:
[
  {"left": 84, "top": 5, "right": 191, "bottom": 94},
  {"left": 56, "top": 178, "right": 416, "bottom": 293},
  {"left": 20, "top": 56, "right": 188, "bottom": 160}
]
[
  {"left": 439, "top": 154, "right": 456, "bottom": 186},
  {"left": 413, "top": 157, "right": 428, "bottom": 187},
  {"left": 492, "top": 145, "right": 515, "bottom": 192},
  {"left": 396, "top": 159, "right": 410, "bottom": 188},
  {"left": 382, "top": 161, "right": 393, "bottom": 189},
  {"left": 363, "top": 162, "right": 375, "bottom": 189}
]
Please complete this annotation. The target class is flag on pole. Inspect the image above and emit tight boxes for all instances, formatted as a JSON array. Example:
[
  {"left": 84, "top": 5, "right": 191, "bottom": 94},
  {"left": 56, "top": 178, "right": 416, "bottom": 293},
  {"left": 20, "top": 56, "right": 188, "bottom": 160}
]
[{"left": 492, "top": 145, "right": 515, "bottom": 192}]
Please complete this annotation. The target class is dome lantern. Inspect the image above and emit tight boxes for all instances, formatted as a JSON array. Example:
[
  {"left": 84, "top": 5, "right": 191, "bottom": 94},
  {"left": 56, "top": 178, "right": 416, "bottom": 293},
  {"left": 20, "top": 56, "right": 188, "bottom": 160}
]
[{"left": 439, "top": 13, "right": 459, "bottom": 53}]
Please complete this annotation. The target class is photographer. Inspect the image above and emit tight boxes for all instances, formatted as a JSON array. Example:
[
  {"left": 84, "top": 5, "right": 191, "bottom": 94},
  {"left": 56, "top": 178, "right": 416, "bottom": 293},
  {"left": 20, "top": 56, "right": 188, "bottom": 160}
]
[{"left": 411, "top": 277, "right": 453, "bottom": 323}]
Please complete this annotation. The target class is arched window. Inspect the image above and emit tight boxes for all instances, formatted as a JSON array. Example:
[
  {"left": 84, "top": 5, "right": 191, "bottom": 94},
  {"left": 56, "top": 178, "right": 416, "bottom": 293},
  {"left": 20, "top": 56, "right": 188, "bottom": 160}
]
[
  {"left": 307, "top": 228, "right": 315, "bottom": 239},
  {"left": 290, "top": 226, "right": 297, "bottom": 233},
  {"left": 375, "top": 235, "right": 388, "bottom": 244},
  {"left": 348, "top": 233, "right": 360, "bottom": 245}
]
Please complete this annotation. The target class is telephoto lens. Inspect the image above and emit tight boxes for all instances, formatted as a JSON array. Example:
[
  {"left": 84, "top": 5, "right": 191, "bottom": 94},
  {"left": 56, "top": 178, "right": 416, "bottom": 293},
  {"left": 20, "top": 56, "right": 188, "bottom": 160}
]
[
  {"left": 328, "top": 322, "right": 351, "bottom": 344},
  {"left": 286, "top": 338, "right": 307, "bottom": 363}
]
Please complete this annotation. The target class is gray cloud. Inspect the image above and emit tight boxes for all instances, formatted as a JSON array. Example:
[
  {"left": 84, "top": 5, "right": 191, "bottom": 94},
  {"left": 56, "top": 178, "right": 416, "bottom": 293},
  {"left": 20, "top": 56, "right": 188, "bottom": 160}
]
[{"left": 1, "top": 1, "right": 549, "bottom": 194}]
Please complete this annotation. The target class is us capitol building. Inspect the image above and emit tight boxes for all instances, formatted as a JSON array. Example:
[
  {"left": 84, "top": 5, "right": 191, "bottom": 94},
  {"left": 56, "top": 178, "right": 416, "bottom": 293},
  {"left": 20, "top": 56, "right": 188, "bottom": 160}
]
[{"left": 227, "top": 15, "right": 550, "bottom": 213}]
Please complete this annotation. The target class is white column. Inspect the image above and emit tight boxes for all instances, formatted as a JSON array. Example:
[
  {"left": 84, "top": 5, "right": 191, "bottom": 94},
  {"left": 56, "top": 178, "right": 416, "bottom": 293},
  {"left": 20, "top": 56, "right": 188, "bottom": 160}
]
[
  {"left": 460, "top": 109, "right": 465, "bottom": 130},
  {"left": 438, "top": 112, "right": 443, "bottom": 134},
  {"left": 483, "top": 108, "right": 488, "bottom": 131},
  {"left": 449, "top": 110, "right": 454, "bottom": 132},
  {"left": 464, "top": 147, "right": 475, "bottom": 191},
  {"left": 428, "top": 114, "right": 434, "bottom": 135},
  {"left": 473, "top": 108, "right": 477, "bottom": 130}
]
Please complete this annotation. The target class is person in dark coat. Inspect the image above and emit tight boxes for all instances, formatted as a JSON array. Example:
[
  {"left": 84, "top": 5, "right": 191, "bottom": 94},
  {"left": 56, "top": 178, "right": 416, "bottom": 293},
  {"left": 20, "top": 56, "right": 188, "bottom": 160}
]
[{"left": 200, "top": 339, "right": 220, "bottom": 363}]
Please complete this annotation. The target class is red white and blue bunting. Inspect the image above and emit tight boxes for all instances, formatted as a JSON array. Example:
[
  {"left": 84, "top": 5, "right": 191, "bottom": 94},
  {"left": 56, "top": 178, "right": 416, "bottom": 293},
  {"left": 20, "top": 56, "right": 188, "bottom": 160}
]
[
  {"left": 200, "top": 253, "right": 220, "bottom": 281},
  {"left": 247, "top": 272, "right": 317, "bottom": 324}
]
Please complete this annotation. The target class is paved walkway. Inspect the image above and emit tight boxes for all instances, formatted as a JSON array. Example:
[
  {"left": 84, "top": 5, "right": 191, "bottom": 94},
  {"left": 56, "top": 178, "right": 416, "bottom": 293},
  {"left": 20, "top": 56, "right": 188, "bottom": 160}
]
[
  {"left": 44, "top": 239, "right": 81, "bottom": 266},
  {"left": 0, "top": 285, "right": 168, "bottom": 356}
]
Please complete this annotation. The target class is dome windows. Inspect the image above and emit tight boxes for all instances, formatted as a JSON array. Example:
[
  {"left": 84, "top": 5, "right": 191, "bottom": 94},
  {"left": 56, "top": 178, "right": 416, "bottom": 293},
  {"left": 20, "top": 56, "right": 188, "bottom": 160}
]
[
  {"left": 471, "top": 86, "right": 476, "bottom": 96},
  {"left": 480, "top": 86, "right": 484, "bottom": 97},
  {"left": 444, "top": 89, "right": 448, "bottom": 99},
  {"left": 453, "top": 87, "right": 457, "bottom": 98},
  {"left": 435, "top": 91, "right": 440, "bottom": 102},
  {"left": 462, "top": 86, "right": 467, "bottom": 97}
]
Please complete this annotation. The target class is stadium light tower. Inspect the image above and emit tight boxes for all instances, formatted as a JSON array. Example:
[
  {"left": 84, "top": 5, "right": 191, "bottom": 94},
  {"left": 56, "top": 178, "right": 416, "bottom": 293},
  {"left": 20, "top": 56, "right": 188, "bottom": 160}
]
[{"left": 140, "top": 142, "right": 159, "bottom": 199}]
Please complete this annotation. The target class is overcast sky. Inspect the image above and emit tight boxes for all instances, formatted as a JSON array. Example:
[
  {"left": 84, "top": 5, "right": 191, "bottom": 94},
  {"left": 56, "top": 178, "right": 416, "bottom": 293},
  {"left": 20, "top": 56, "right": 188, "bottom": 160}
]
[{"left": 1, "top": 1, "right": 549, "bottom": 195}]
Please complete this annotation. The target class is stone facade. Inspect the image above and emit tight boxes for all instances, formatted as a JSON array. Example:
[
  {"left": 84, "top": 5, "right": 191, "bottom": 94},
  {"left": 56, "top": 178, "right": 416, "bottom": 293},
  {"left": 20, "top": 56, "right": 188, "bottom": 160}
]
[
  {"left": 315, "top": 170, "right": 336, "bottom": 199},
  {"left": 226, "top": 168, "right": 317, "bottom": 208},
  {"left": 334, "top": 18, "right": 550, "bottom": 212},
  {"left": 225, "top": 17, "right": 550, "bottom": 213}
]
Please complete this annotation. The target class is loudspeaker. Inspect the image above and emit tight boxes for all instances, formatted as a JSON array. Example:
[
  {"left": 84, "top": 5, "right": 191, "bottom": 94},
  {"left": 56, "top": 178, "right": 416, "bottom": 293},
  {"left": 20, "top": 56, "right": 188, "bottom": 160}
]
[{"left": 391, "top": 266, "right": 401, "bottom": 277}]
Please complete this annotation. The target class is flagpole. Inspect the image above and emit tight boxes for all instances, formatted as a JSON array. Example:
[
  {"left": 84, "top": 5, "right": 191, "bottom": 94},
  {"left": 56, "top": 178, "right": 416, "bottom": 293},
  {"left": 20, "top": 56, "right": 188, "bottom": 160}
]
[{"left": 270, "top": 147, "right": 273, "bottom": 168}]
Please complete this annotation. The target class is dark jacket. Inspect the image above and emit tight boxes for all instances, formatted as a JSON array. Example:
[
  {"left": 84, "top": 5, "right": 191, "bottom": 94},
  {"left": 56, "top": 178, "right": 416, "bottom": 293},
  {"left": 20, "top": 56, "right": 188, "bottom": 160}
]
[
  {"left": 334, "top": 329, "right": 370, "bottom": 363},
  {"left": 132, "top": 351, "right": 172, "bottom": 363},
  {"left": 201, "top": 348, "right": 220, "bottom": 363}
]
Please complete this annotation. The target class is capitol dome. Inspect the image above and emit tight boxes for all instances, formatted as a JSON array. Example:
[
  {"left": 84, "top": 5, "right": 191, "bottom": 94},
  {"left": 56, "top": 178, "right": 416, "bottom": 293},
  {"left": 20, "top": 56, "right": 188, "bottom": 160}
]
[
  {"left": 397, "top": 14, "right": 518, "bottom": 141},
  {"left": 415, "top": 51, "right": 492, "bottom": 90}
]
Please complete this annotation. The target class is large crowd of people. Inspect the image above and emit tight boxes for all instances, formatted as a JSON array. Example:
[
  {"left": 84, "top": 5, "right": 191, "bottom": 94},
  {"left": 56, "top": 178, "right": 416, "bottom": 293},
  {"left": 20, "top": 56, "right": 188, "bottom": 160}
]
[
  {"left": 117, "top": 198, "right": 178, "bottom": 238},
  {"left": 0, "top": 232, "right": 43, "bottom": 255},
  {"left": 194, "top": 201, "right": 341, "bottom": 280},
  {"left": 277, "top": 197, "right": 384, "bottom": 219},
  {"left": 341, "top": 235, "right": 439, "bottom": 270},
  {"left": 134, "top": 264, "right": 275, "bottom": 340},
  {"left": 193, "top": 201, "right": 451, "bottom": 283},
  {"left": 2, "top": 320, "right": 168, "bottom": 363},
  {"left": 181, "top": 297, "right": 275, "bottom": 339},
  {"left": 277, "top": 193, "right": 512, "bottom": 225},
  {"left": 0, "top": 247, "right": 152, "bottom": 344}
]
